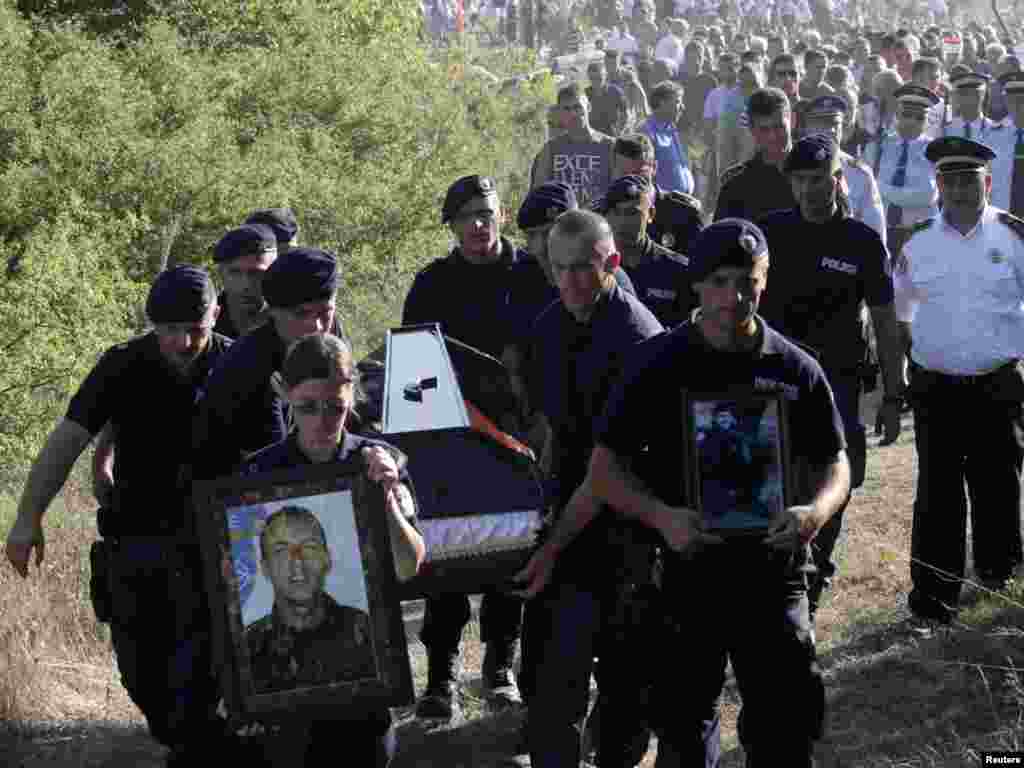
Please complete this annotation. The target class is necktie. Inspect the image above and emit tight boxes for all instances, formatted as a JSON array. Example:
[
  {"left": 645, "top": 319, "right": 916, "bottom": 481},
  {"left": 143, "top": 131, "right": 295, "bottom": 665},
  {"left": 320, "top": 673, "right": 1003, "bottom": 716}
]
[
  {"left": 887, "top": 139, "right": 909, "bottom": 227},
  {"left": 1011, "top": 128, "right": 1024, "bottom": 217},
  {"left": 965, "top": 121, "right": 973, "bottom": 139}
]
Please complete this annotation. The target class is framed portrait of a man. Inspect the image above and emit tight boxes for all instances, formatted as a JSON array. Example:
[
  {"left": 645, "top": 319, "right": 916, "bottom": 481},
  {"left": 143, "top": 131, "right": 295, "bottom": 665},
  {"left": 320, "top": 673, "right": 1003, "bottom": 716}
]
[
  {"left": 194, "top": 463, "right": 414, "bottom": 723},
  {"left": 682, "top": 392, "right": 792, "bottom": 536}
]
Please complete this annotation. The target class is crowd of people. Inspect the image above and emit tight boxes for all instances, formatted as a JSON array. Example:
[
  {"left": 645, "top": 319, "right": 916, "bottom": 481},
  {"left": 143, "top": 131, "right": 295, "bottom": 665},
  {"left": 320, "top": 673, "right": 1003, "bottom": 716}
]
[{"left": 5, "top": 1, "right": 1024, "bottom": 767}]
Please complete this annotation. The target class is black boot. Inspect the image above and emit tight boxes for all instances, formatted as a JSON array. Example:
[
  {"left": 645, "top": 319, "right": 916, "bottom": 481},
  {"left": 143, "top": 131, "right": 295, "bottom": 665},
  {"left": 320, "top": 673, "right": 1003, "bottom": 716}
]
[{"left": 416, "top": 647, "right": 461, "bottom": 720}]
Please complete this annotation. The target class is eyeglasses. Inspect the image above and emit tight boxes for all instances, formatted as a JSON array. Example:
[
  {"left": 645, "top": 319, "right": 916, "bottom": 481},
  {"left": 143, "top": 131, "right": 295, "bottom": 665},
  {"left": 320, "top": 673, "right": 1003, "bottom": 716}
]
[
  {"left": 775, "top": 70, "right": 799, "bottom": 78},
  {"left": 153, "top": 322, "right": 215, "bottom": 337},
  {"left": 292, "top": 398, "right": 351, "bottom": 417}
]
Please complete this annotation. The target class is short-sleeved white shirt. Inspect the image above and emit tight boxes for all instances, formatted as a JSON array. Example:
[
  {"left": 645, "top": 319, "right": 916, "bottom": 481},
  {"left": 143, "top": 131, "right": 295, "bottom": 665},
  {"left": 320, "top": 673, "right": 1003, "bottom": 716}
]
[{"left": 894, "top": 205, "right": 1024, "bottom": 374}]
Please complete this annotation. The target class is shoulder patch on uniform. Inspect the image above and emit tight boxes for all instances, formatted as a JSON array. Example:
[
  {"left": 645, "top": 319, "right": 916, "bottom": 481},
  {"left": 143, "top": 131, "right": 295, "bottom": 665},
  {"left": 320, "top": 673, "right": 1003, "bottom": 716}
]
[
  {"left": 719, "top": 161, "right": 749, "bottom": 187},
  {"left": 666, "top": 190, "right": 702, "bottom": 212},
  {"left": 907, "top": 217, "right": 936, "bottom": 237},
  {"left": 998, "top": 211, "right": 1024, "bottom": 243}
]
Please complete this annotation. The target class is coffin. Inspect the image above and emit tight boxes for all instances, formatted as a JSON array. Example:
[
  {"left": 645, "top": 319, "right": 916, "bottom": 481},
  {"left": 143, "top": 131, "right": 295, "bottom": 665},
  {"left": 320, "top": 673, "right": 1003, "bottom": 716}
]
[{"left": 382, "top": 324, "right": 545, "bottom": 600}]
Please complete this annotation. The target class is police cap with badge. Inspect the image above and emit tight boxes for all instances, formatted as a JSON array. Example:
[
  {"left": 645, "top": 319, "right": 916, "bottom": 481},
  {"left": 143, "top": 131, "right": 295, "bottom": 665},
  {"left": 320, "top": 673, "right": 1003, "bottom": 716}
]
[
  {"left": 517, "top": 182, "right": 577, "bottom": 230},
  {"left": 925, "top": 135, "right": 996, "bottom": 174},
  {"left": 893, "top": 83, "right": 941, "bottom": 112},
  {"left": 441, "top": 175, "right": 498, "bottom": 224},
  {"left": 804, "top": 94, "right": 850, "bottom": 124},
  {"left": 949, "top": 69, "right": 991, "bottom": 91}
]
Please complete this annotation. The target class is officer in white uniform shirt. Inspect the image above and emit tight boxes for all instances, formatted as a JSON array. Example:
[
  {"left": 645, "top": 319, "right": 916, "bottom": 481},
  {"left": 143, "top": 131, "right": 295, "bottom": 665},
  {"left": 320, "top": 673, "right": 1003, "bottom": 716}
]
[
  {"left": 866, "top": 84, "right": 941, "bottom": 255},
  {"left": 803, "top": 94, "right": 887, "bottom": 245},
  {"left": 990, "top": 71, "right": 1024, "bottom": 216},
  {"left": 894, "top": 136, "right": 1024, "bottom": 624},
  {"left": 943, "top": 70, "right": 999, "bottom": 140}
]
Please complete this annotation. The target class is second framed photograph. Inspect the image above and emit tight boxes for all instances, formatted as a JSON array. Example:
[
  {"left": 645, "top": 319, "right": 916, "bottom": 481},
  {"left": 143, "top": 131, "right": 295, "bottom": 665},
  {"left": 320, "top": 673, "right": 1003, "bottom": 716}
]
[
  {"left": 683, "top": 392, "right": 792, "bottom": 536},
  {"left": 194, "top": 462, "right": 414, "bottom": 724}
]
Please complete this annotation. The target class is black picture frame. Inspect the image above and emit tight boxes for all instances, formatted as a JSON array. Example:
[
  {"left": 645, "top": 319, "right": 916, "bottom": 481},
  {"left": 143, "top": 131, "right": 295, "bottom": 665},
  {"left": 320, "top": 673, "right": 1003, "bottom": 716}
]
[
  {"left": 194, "top": 463, "right": 414, "bottom": 725},
  {"left": 682, "top": 391, "right": 792, "bottom": 536}
]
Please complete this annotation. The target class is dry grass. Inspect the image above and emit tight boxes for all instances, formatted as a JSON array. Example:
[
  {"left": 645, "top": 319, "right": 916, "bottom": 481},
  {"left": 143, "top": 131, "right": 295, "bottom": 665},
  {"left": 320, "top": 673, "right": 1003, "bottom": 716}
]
[
  {"left": 6, "top": 399, "right": 1024, "bottom": 767},
  {"left": 0, "top": 484, "right": 139, "bottom": 728}
]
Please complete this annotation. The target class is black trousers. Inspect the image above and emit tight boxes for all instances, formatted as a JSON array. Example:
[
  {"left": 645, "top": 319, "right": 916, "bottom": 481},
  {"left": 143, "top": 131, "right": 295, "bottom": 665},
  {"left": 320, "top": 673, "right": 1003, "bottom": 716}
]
[
  {"left": 420, "top": 590, "right": 523, "bottom": 653},
  {"left": 909, "top": 365, "right": 1024, "bottom": 607},
  {"left": 652, "top": 542, "right": 824, "bottom": 768},
  {"left": 107, "top": 538, "right": 224, "bottom": 755},
  {"left": 807, "top": 371, "right": 864, "bottom": 613},
  {"left": 521, "top": 577, "right": 666, "bottom": 768}
]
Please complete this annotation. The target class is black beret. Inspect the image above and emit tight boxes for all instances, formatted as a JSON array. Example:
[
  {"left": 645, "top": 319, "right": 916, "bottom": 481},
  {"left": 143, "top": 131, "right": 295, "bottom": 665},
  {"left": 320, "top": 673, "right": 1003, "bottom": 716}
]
[
  {"left": 244, "top": 207, "right": 300, "bottom": 244},
  {"left": 784, "top": 133, "right": 841, "bottom": 174},
  {"left": 442, "top": 175, "right": 498, "bottom": 224},
  {"left": 598, "top": 174, "right": 652, "bottom": 212},
  {"left": 689, "top": 219, "right": 769, "bottom": 284},
  {"left": 925, "top": 136, "right": 997, "bottom": 173},
  {"left": 517, "top": 182, "right": 578, "bottom": 230},
  {"left": 213, "top": 223, "right": 277, "bottom": 264},
  {"left": 262, "top": 247, "right": 339, "bottom": 308},
  {"left": 145, "top": 265, "right": 216, "bottom": 324}
]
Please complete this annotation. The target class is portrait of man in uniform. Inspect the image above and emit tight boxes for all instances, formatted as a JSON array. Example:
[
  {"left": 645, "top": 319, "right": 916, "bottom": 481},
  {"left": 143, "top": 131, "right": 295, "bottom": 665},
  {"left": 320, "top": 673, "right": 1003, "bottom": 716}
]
[
  {"left": 239, "top": 500, "right": 377, "bottom": 694},
  {"left": 691, "top": 397, "right": 787, "bottom": 532}
]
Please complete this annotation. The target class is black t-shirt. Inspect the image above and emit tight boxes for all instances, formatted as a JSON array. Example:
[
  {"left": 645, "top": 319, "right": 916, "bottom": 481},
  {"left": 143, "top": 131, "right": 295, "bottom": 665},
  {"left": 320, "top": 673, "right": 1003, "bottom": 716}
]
[
  {"left": 402, "top": 237, "right": 551, "bottom": 360},
  {"left": 527, "top": 284, "right": 663, "bottom": 585},
  {"left": 757, "top": 208, "right": 893, "bottom": 373},
  {"left": 714, "top": 152, "right": 797, "bottom": 224},
  {"left": 595, "top": 318, "right": 845, "bottom": 524},
  {"left": 192, "top": 321, "right": 288, "bottom": 481},
  {"left": 67, "top": 331, "right": 233, "bottom": 535}
]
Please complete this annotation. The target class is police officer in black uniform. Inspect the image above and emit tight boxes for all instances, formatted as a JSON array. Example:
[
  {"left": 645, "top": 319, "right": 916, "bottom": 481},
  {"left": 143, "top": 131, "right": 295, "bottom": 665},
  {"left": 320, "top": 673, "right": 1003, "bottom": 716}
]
[
  {"left": 212, "top": 223, "right": 278, "bottom": 340},
  {"left": 403, "top": 175, "right": 550, "bottom": 719},
  {"left": 192, "top": 247, "right": 341, "bottom": 482},
  {"left": 715, "top": 88, "right": 798, "bottom": 223},
  {"left": 513, "top": 182, "right": 638, "bottom": 458},
  {"left": 586, "top": 219, "right": 851, "bottom": 768},
  {"left": 757, "top": 134, "right": 906, "bottom": 618},
  {"left": 610, "top": 134, "right": 704, "bottom": 253},
  {"left": 5, "top": 267, "right": 235, "bottom": 767},
  {"left": 595, "top": 174, "right": 695, "bottom": 328},
  {"left": 514, "top": 209, "right": 663, "bottom": 768}
]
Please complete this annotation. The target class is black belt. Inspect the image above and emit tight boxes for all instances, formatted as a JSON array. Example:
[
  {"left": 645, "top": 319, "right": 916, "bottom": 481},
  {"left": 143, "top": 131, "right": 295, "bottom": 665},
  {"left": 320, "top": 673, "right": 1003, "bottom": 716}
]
[{"left": 910, "top": 359, "right": 1019, "bottom": 385}]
